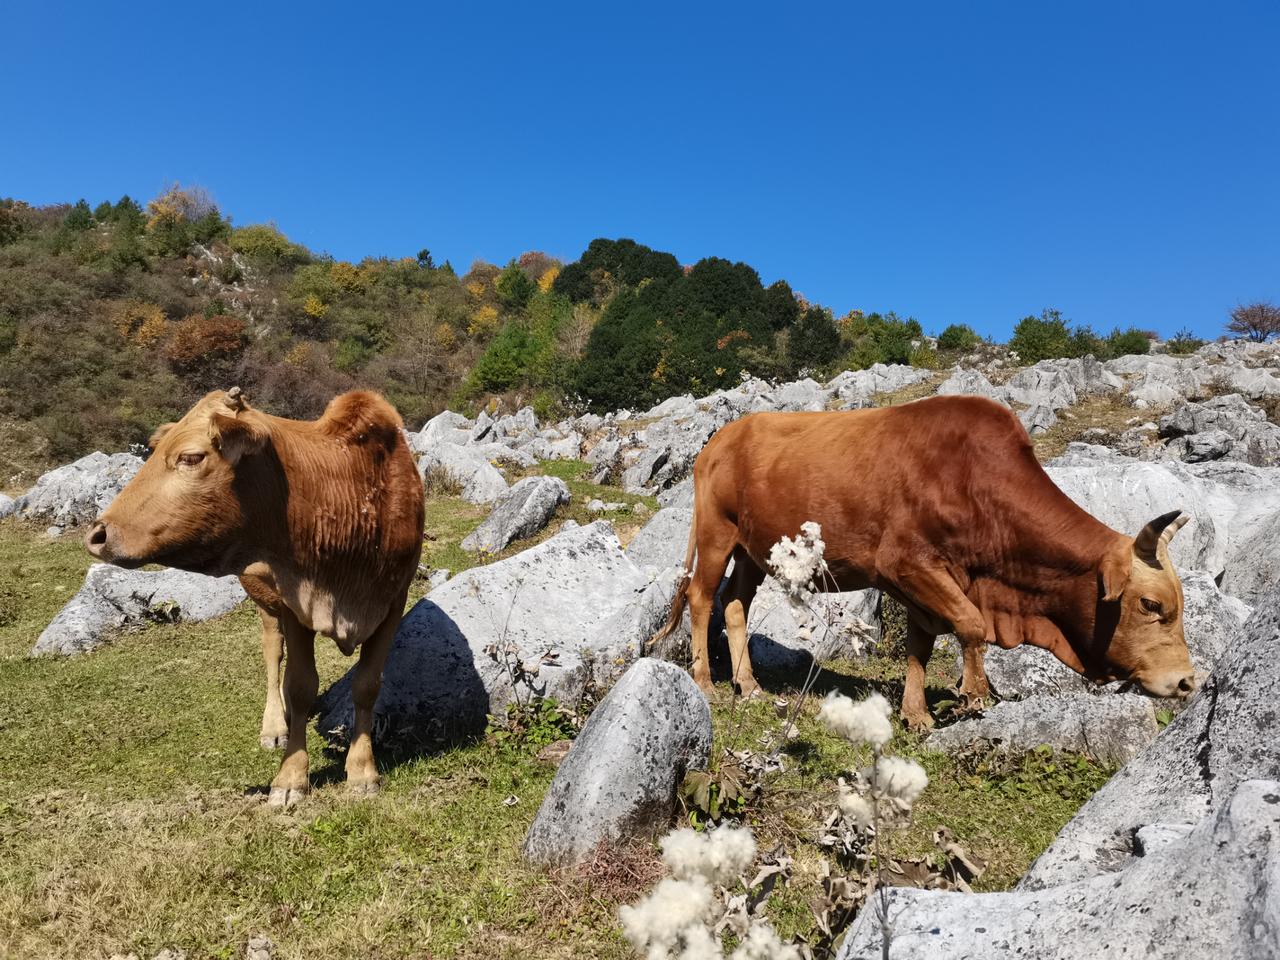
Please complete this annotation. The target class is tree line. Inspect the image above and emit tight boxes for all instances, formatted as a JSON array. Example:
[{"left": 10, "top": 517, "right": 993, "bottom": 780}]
[{"left": 0, "top": 188, "right": 1262, "bottom": 481}]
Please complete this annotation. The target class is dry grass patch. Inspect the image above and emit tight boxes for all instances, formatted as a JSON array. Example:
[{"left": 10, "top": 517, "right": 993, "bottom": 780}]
[{"left": 1031, "top": 394, "right": 1164, "bottom": 461}]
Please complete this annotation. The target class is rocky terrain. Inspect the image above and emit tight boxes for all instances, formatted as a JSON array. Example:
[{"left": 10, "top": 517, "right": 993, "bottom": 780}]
[{"left": 10, "top": 338, "right": 1280, "bottom": 957}]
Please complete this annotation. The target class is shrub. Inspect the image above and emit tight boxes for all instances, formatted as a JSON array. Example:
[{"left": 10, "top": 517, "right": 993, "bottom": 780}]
[
  {"left": 936, "top": 323, "right": 979, "bottom": 351},
  {"left": 1166, "top": 327, "right": 1205, "bottom": 355},
  {"left": 229, "top": 224, "right": 310, "bottom": 269},
  {"left": 1103, "top": 327, "right": 1151, "bottom": 359},
  {"left": 1009, "top": 309, "right": 1072, "bottom": 363}
]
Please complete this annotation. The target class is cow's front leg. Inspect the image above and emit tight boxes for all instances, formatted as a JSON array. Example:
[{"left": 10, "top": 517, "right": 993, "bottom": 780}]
[
  {"left": 902, "top": 618, "right": 936, "bottom": 732},
  {"left": 957, "top": 639, "right": 991, "bottom": 712},
  {"left": 345, "top": 597, "right": 403, "bottom": 796},
  {"left": 889, "top": 561, "right": 988, "bottom": 732},
  {"left": 268, "top": 615, "right": 317, "bottom": 807},
  {"left": 257, "top": 608, "right": 289, "bottom": 749}
]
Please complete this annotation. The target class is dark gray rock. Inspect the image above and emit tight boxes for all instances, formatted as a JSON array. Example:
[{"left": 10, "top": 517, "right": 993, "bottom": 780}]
[
  {"left": 461, "top": 476, "right": 570, "bottom": 553},
  {"left": 522, "top": 658, "right": 713, "bottom": 867},
  {"left": 838, "top": 778, "right": 1280, "bottom": 960},
  {"left": 17, "top": 452, "right": 143, "bottom": 527},
  {"left": 33, "top": 564, "right": 246, "bottom": 656},
  {"left": 926, "top": 694, "right": 1158, "bottom": 766}
]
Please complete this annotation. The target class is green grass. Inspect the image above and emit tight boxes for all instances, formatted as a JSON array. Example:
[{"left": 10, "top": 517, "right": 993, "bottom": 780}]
[{"left": 0, "top": 464, "right": 1113, "bottom": 959}]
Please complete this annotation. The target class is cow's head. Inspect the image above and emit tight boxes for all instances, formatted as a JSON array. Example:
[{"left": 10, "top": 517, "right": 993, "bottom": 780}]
[
  {"left": 1094, "top": 510, "right": 1197, "bottom": 699},
  {"left": 85, "top": 387, "right": 271, "bottom": 576}
]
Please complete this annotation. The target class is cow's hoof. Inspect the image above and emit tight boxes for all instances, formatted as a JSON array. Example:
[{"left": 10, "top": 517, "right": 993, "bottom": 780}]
[
  {"left": 267, "top": 785, "right": 309, "bottom": 808},
  {"left": 695, "top": 680, "right": 716, "bottom": 698},
  {"left": 347, "top": 780, "right": 381, "bottom": 798},
  {"left": 260, "top": 734, "right": 288, "bottom": 750},
  {"left": 902, "top": 712, "right": 936, "bottom": 733},
  {"left": 736, "top": 683, "right": 762, "bottom": 700}
]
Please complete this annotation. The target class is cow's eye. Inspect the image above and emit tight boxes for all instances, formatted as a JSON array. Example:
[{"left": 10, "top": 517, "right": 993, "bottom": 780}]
[
  {"left": 1140, "top": 597, "right": 1163, "bottom": 615},
  {"left": 177, "top": 452, "right": 206, "bottom": 467}
]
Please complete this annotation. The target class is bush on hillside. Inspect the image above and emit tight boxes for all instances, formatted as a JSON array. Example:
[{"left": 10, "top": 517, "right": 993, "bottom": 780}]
[{"left": 937, "top": 323, "right": 979, "bottom": 351}]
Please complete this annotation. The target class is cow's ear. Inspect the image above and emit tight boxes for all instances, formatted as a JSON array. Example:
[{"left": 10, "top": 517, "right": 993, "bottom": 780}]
[
  {"left": 1099, "top": 541, "right": 1132, "bottom": 602},
  {"left": 210, "top": 413, "right": 269, "bottom": 465},
  {"left": 148, "top": 422, "right": 177, "bottom": 449}
]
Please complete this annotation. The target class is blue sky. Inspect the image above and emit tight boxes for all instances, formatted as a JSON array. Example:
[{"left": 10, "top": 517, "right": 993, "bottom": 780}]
[{"left": 3, "top": 1, "right": 1276, "bottom": 339}]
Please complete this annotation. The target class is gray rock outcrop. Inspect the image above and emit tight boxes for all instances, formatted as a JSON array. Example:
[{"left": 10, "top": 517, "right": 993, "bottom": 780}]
[
  {"left": 926, "top": 694, "right": 1159, "bottom": 766},
  {"left": 522, "top": 658, "right": 713, "bottom": 867},
  {"left": 315, "top": 522, "right": 658, "bottom": 746},
  {"left": 33, "top": 564, "right": 247, "bottom": 656},
  {"left": 1021, "top": 581, "right": 1280, "bottom": 890},
  {"left": 17, "top": 452, "right": 143, "bottom": 527},
  {"left": 837, "top": 778, "right": 1280, "bottom": 960},
  {"left": 461, "top": 476, "right": 570, "bottom": 553}
]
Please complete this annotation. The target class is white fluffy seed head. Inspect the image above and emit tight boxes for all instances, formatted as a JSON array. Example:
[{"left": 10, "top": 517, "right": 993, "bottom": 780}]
[
  {"left": 661, "top": 825, "right": 758, "bottom": 885},
  {"left": 767, "top": 522, "right": 828, "bottom": 594},
  {"left": 729, "top": 923, "right": 803, "bottom": 960},
  {"left": 817, "top": 691, "right": 893, "bottom": 748},
  {"left": 836, "top": 784, "right": 874, "bottom": 830},
  {"left": 872, "top": 755, "right": 929, "bottom": 807},
  {"left": 618, "top": 877, "right": 715, "bottom": 957}
]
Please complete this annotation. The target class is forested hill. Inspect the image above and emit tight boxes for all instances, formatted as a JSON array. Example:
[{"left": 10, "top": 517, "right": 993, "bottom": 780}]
[{"left": 0, "top": 189, "right": 1175, "bottom": 483}]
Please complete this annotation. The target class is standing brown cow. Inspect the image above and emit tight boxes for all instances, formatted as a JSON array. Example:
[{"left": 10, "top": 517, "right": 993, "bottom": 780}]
[
  {"left": 653, "top": 396, "right": 1197, "bottom": 729},
  {"left": 85, "top": 387, "right": 424, "bottom": 804}
]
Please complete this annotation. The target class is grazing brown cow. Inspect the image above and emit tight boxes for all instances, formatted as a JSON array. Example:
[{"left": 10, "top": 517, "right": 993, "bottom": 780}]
[
  {"left": 85, "top": 387, "right": 424, "bottom": 804},
  {"left": 653, "top": 396, "right": 1197, "bottom": 729}
]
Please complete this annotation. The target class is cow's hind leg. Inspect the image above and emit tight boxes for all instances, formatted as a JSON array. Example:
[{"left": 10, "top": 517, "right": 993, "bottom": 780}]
[
  {"left": 902, "top": 618, "right": 937, "bottom": 732},
  {"left": 257, "top": 607, "right": 289, "bottom": 750},
  {"left": 723, "top": 548, "right": 766, "bottom": 698},
  {"left": 268, "top": 612, "right": 317, "bottom": 808},
  {"left": 345, "top": 595, "right": 404, "bottom": 796},
  {"left": 688, "top": 514, "right": 738, "bottom": 695}
]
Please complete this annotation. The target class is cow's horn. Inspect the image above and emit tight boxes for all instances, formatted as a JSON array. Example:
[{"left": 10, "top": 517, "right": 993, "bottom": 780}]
[
  {"left": 1135, "top": 510, "right": 1188, "bottom": 561},
  {"left": 226, "top": 386, "right": 245, "bottom": 411}
]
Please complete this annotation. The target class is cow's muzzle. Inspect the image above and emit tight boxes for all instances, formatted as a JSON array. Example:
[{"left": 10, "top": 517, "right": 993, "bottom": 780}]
[{"left": 84, "top": 520, "right": 143, "bottom": 567}]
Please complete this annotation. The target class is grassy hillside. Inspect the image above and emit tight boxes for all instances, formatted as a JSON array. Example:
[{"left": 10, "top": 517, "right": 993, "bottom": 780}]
[
  {"left": 0, "top": 461, "right": 1112, "bottom": 960},
  {"left": 0, "top": 191, "right": 1168, "bottom": 487}
]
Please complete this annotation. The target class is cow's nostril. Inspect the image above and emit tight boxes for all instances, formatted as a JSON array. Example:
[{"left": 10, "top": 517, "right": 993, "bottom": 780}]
[
  {"left": 1177, "top": 675, "right": 1195, "bottom": 695},
  {"left": 85, "top": 522, "right": 108, "bottom": 553}
]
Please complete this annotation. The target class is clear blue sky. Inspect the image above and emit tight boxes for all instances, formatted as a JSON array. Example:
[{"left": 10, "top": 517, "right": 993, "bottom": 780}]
[{"left": 3, "top": 1, "right": 1277, "bottom": 340}]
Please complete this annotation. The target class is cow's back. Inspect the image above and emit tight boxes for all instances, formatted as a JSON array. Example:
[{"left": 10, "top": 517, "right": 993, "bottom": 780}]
[{"left": 694, "top": 396, "right": 1066, "bottom": 585}]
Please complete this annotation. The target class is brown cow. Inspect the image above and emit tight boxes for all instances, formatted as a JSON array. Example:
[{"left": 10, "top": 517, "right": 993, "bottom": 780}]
[
  {"left": 85, "top": 387, "right": 424, "bottom": 804},
  {"left": 653, "top": 396, "right": 1197, "bottom": 729}
]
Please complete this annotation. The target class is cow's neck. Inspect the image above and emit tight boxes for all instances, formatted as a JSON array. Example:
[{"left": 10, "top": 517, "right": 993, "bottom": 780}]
[{"left": 978, "top": 489, "right": 1126, "bottom": 676}]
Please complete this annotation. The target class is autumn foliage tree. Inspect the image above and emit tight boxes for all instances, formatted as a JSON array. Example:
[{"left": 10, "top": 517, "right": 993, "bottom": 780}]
[{"left": 1226, "top": 301, "right": 1280, "bottom": 342}]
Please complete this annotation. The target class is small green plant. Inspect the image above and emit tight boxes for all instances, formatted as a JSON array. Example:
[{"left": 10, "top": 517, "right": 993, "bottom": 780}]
[
  {"left": 679, "top": 752, "right": 753, "bottom": 827},
  {"left": 485, "top": 696, "right": 580, "bottom": 748},
  {"left": 1166, "top": 327, "right": 1205, "bottom": 355}
]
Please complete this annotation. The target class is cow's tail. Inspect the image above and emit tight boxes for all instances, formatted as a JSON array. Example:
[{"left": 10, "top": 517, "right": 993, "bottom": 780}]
[{"left": 647, "top": 502, "right": 697, "bottom": 651}]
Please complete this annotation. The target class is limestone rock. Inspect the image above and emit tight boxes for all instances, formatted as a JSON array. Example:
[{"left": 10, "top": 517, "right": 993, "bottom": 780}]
[
  {"left": 461, "top": 476, "right": 570, "bottom": 553},
  {"left": 522, "top": 658, "right": 713, "bottom": 867},
  {"left": 33, "top": 564, "right": 246, "bottom": 656}
]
